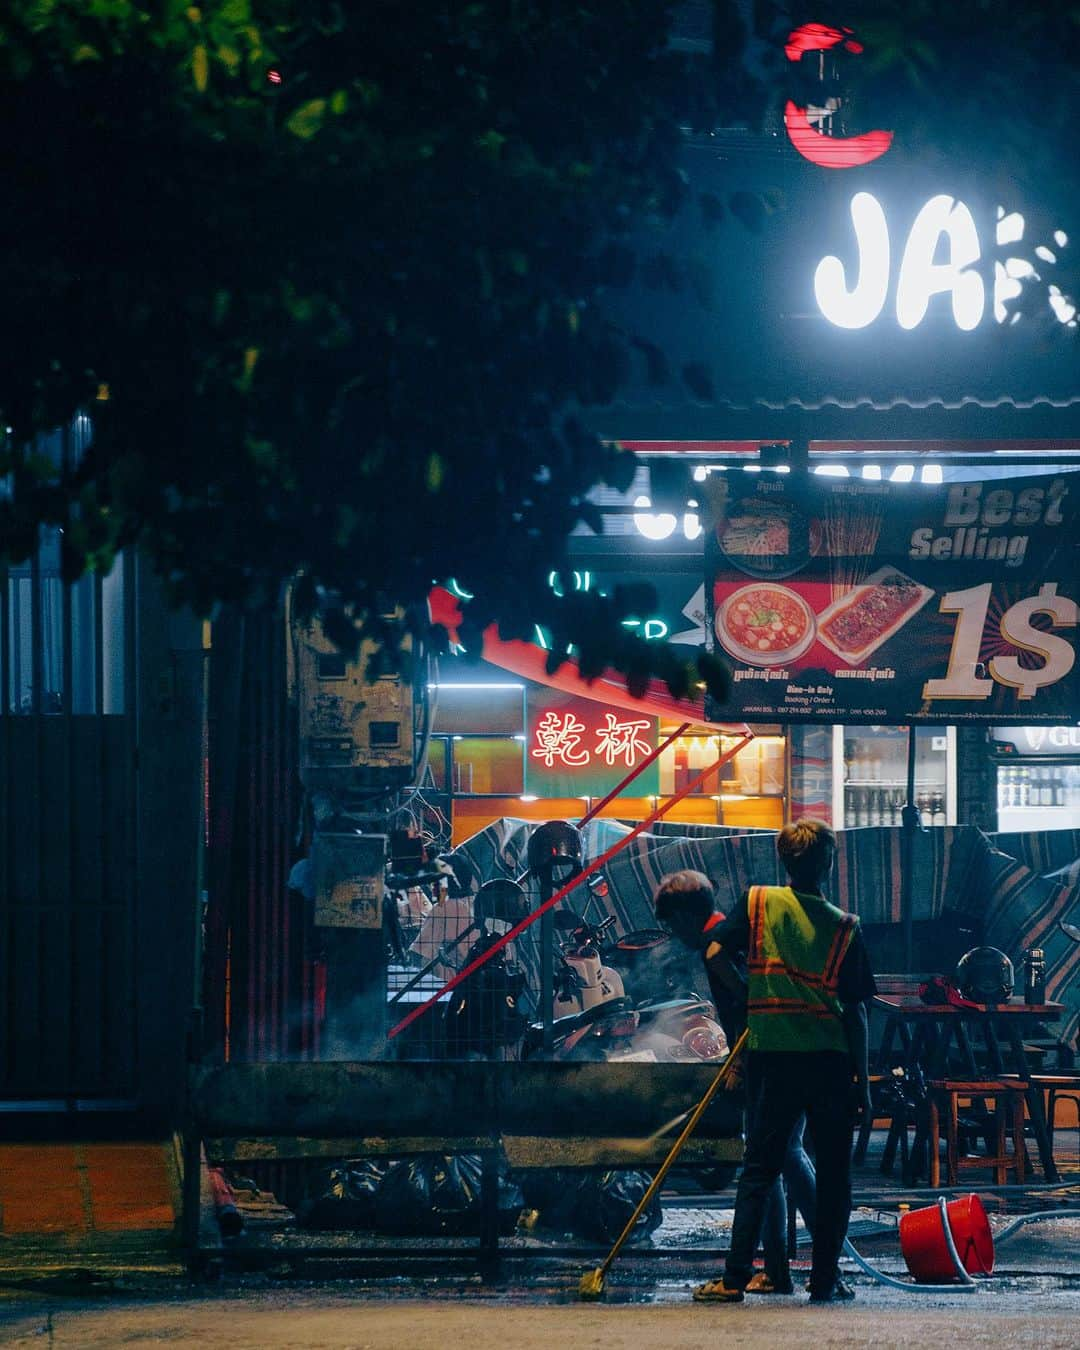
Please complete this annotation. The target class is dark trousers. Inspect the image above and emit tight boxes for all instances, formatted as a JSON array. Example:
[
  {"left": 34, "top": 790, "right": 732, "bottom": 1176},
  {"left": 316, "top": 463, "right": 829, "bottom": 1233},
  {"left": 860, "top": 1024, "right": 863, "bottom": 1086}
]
[{"left": 725, "top": 1051, "right": 854, "bottom": 1296}]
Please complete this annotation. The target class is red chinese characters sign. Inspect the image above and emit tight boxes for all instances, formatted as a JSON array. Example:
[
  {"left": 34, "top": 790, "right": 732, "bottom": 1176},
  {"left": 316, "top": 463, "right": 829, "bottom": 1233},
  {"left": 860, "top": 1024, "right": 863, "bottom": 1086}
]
[{"left": 524, "top": 691, "right": 659, "bottom": 798}]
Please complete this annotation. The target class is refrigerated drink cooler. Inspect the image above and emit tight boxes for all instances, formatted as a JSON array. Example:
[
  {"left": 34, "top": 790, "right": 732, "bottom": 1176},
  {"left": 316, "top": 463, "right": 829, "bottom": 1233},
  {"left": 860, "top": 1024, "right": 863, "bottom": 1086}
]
[
  {"left": 991, "top": 725, "right": 1080, "bottom": 834},
  {"left": 831, "top": 725, "right": 957, "bottom": 828}
]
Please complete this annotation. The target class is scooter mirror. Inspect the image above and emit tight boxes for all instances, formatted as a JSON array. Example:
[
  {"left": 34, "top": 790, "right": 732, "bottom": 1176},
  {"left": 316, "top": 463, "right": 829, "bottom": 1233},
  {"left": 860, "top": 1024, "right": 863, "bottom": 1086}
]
[{"left": 1061, "top": 920, "right": 1080, "bottom": 944}]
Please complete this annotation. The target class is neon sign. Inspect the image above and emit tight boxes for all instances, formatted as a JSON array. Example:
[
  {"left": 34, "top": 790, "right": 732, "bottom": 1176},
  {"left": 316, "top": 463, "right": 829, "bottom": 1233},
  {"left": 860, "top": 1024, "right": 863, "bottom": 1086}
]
[
  {"left": 783, "top": 24, "right": 893, "bottom": 169},
  {"left": 543, "top": 571, "right": 669, "bottom": 642},
  {"left": 530, "top": 710, "right": 652, "bottom": 770},
  {"left": 815, "top": 193, "right": 1075, "bottom": 331}
]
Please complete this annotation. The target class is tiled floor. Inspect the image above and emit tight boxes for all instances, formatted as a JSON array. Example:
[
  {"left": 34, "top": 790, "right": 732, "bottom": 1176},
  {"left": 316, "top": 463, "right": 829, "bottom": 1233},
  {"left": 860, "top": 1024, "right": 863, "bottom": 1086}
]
[{"left": 0, "top": 1141, "right": 177, "bottom": 1237}]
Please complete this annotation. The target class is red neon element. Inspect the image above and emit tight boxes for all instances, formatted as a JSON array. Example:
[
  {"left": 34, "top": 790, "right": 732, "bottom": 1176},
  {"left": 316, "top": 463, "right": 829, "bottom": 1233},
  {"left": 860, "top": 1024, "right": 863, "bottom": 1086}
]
[
  {"left": 783, "top": 99, "right": 893, "bottom": 169},
  {"left": 784, "top": 23, "right": 862, "bottom": 63},
  {"left": 267, "top": 69, "right": 283, "bottom": 84},
  {"left": 386, "top": 734, "right": 754, "bottom": 1041},
  {"left": 531, "top": 711, "right": 590, "bottom": 767},
  {"left": 428, "top": 586, "right": 708, "bottom": 722}
]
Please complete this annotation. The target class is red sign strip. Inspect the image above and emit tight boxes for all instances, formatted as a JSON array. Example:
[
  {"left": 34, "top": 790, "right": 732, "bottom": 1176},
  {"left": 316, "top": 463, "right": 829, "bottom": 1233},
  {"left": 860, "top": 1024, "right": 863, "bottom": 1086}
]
[
  {"left": 387, "top": 733, "right": 755, "bottom": 1040},
  {"left": 577, "top": 721, "right": 691, "bottom": 827}
]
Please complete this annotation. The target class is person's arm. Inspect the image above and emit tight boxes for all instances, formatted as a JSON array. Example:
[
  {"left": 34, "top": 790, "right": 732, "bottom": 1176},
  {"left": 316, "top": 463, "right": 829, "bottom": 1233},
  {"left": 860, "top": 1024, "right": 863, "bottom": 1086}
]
[
  {"left": 702, "top": 893, "right": 750, "bottom": 1001},
  {"left": 703, "top": 941, "right": 748, "bottom": 1000},
  {"left": 841, "top": 1000, "right": 872, "bottom": 1120}
]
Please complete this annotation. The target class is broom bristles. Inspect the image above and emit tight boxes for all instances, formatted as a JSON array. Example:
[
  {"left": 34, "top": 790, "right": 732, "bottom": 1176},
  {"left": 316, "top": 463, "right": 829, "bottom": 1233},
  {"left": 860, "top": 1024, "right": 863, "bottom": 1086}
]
[{"left": 578, "top": 1267, "right": 606, "bottom": 1299}]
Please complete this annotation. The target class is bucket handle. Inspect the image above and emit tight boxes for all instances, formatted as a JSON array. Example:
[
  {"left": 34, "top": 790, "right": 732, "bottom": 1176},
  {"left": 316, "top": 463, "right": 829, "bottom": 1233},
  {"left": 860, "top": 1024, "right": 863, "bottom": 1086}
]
[{"left": 936, "top": 1197, "right": 977, "bottom": 1286}]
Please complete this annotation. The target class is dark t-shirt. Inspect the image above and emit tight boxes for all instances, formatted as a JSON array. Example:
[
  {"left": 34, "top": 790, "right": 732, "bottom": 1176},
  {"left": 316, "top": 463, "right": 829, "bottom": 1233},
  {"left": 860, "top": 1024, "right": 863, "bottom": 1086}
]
[{"left": 703, "top": 888, "right": 878, "bottom": 1008}]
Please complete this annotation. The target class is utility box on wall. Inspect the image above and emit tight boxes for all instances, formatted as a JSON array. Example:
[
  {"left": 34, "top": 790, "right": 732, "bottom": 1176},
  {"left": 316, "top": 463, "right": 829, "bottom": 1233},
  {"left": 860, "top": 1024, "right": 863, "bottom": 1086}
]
[
  {"left": 311, "top": 833, "right": 386, "bottom": 929},
  {"left": 294, "top": 608, "right": 419, "bottom": 791}
]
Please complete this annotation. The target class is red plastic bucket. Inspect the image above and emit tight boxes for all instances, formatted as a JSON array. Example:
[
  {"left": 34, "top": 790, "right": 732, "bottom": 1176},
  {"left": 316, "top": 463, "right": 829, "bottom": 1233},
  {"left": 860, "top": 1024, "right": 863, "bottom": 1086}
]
[{"left": 899, "top": 1194, "right": 995, "bottom": 1282}]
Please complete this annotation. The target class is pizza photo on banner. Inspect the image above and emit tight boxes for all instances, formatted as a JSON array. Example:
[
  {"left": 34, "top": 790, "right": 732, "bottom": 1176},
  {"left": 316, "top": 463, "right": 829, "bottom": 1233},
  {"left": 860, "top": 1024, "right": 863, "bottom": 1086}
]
[
  {"left": 524, "top": 689, "right": 660, "bottom": 799},
  {"left": 704, "top": 471, "right": 1080, "bottom": 724}
]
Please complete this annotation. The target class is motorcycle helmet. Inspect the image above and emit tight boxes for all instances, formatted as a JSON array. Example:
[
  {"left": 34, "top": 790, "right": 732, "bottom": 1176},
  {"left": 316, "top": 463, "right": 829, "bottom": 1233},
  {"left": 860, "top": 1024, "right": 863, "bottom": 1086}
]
[
  {"left": 526, "top": 821, "right": 583, "bottom": 893},
  {"left": 953, "top": 946, "right": 1015, "bottom": 1005},
  {"left": 474, "top": 878, "right": 530, "bottom": 934},
  {"left": 436, "top": 850, "right": 478, "bottom": 899}
]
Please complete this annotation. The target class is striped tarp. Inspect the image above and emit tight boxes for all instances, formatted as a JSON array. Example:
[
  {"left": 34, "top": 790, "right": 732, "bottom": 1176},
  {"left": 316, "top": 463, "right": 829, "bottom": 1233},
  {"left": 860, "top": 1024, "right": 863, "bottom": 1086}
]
[
  {"left": 449, "top": 818, "right": 1080, "bottom": 1052},
  {"left": 977, "top": 842, "right": 1080, "bottom": 1051}
]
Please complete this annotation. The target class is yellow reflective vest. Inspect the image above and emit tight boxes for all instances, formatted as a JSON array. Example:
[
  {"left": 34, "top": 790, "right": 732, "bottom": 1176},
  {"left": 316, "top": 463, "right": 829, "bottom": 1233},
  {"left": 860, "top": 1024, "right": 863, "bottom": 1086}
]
[{"left": 744, "top": 884, "right": 858, "bottom": 1053}]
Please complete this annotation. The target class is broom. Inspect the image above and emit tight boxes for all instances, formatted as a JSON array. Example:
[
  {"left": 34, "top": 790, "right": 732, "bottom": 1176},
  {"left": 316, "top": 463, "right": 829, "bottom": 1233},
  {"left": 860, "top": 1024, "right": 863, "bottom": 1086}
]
[{"left": 577, "top": 1028, "right": 748, "bottom": 1299}]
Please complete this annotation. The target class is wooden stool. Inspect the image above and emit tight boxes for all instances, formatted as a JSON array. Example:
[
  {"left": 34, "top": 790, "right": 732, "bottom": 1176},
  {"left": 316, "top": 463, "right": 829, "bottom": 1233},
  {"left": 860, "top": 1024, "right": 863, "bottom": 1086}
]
[
  {"left": 1031, "top": 1074, "right": 1080, "bottom": 1165},
  {"left": 927, "top": 1080, "right": 1028, "bottom": 1187}
]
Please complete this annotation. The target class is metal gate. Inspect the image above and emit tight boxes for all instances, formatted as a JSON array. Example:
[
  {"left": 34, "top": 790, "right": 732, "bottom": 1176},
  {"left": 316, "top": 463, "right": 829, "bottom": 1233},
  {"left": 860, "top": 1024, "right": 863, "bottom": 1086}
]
[{"left": 0, "top": 523, "right": 137, "bottom": 1102}]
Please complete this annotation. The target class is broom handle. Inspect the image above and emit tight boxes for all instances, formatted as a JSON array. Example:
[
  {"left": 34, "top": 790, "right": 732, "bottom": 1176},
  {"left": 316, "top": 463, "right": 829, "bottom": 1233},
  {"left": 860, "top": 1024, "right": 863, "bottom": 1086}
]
[{"left": 600, "top": 1028, "right": 749, "bottom": 1277}]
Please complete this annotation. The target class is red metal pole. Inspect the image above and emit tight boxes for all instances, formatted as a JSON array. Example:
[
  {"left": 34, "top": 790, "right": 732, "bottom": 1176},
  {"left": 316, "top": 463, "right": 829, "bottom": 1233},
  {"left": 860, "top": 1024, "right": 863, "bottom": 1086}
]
[
  {"left": 387, "top": 732, "right": 755, "bottom": 1040},
  {"left": 578, "top": 721, "right": 691, "bottom": 827}
]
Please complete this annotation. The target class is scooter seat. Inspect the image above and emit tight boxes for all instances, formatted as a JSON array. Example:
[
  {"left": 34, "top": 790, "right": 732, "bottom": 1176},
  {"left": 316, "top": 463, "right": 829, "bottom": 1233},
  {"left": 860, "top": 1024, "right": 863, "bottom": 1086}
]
[
  {"left": 524, "top": 997, "right": 635, "bottom": 1054},
  {"left": 637, "top": 996, "right": 711, "bottom": 1016}
]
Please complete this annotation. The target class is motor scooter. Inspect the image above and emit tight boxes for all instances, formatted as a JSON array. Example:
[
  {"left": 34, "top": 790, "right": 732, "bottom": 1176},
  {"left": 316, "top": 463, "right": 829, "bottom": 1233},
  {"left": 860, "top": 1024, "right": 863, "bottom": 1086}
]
[{"left": 524, "top": 911, "right": 727, "bottom": 1064}]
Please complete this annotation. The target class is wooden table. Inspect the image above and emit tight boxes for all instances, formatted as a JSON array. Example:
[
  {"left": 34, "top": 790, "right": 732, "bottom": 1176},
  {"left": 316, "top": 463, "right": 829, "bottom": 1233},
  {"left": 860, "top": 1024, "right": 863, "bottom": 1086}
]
[{"left": 872, "top": 994, "right": 1064, "bottom": 1184}]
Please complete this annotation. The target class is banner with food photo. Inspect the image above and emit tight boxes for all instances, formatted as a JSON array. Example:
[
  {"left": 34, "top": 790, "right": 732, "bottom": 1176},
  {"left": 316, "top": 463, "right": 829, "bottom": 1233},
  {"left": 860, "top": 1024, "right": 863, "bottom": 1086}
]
[{"left": 704, "top": 471, "right": 1080, "bottom": 724}]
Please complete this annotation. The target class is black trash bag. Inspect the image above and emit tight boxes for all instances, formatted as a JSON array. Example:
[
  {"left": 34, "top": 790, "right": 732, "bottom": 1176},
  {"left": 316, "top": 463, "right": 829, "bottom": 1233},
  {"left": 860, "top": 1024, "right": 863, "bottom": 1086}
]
[
  {"left": 515, "top": 1168, "right": 582, "bottom": 1231},
  {"left": 299, "top": 1159, "right": 389, "bottom": 1230},
  {"left": 572, "top": 1170, "right": 663, "bottom": 1245},
  {"left": 374, "top": 1154, "right": 523, "bottom": 1236}
]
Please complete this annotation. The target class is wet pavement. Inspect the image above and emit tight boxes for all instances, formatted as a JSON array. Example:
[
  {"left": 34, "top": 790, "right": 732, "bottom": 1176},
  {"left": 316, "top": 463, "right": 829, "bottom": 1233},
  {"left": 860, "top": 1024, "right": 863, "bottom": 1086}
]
[{"left": 1, "top": 1207, "right": 1079, "bottom": 1347}]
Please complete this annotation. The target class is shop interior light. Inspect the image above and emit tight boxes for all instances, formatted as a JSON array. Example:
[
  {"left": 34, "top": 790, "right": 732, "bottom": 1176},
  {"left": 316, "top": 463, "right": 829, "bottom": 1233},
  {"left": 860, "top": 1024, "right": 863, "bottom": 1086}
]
[
  {"left": 683, "top": 512, "right": 703, "bottom": 540},
  {"left": 692, "top": 465, "right": 709, "bottom": 482},
  {"left": 861, "top": 464, "right": 882, "bottom": 480},
  {"left": 513, "top": 735, "right": 526, "bottom": 742},
  {"left": 428, "top": 682, "right": 525, "bottom": 689},
  {"left": 519, "top": 795, "right": 539, "bottom": 803},
  {"left": 633, "top": 495, "right": 678, "bottom": 540},
  {"left": 814, "top": 464, "right": 850, "bottom": 477},
  {"left": 890, "top": 464, "right": 915, "bottom": 483},
  {"left": 920, "top": 464, "right": 944, "bottom": 484}
]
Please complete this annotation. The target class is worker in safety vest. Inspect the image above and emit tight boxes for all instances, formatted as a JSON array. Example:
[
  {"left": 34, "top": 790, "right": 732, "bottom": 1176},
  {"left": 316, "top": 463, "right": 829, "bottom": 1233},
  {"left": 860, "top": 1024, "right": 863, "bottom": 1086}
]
[
  {"left": 690, "top": 818, "right": 876, "bottom": 1304},
  {"left": 654, "top": 868, "right": 816, "bottom": 1297}
]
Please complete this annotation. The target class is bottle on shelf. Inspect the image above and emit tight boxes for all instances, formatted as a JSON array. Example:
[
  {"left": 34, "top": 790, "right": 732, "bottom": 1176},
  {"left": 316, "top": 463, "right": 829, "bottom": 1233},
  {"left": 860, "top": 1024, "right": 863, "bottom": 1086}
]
[
  {"left": 930, "top": 791, "right": 946, "bottom": 827},
  {"left": 856, "top": 788, "right": 870, "bottom": 828},
  {"left": 916, "top": 790, "right": 932, "bottom": 827},
  {"left": 1017, "top": 768, "right": 1030, "bottom": 807},
  {"left": 891, "top": 788, "right": 905, "bottom": 826},
  {"left": 1053, "top": 774, "right": 1066, "bottom": 807},
  {"left": 868, "top": 788, "right": 882, "bottom": 827}
]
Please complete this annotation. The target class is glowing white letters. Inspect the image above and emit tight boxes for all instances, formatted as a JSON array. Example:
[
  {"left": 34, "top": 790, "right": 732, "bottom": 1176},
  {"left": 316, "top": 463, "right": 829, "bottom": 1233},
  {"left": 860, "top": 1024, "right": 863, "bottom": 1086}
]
[
  {"left": 816, "top": 192, "right": 985, "bottom": 330},
  {"left": 813, "top": 192, "right": 889, "bottom": 329},
  {"left": 896, "top": 196, "right": 984, "bottom": 330}
]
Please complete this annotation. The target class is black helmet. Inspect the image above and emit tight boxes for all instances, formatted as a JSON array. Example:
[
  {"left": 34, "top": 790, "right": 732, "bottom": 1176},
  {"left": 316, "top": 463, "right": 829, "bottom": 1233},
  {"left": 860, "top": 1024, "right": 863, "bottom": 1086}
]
[
  {"left": 526, "top": 821, "right": 583, "bottom": 885},
  {"left": 436, "top": 850, "right": 478, "bottom": 899},
  {"left": 474, "top": 878, "right": 530, "bottom": 932},
  {"left": 954, "top": 946, "right": 1015, "bottom": 1005}
]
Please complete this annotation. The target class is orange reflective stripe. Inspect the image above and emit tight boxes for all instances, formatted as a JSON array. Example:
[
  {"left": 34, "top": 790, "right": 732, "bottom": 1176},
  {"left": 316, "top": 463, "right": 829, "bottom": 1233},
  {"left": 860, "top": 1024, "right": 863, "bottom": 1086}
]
[
  {"left": 748, "top": 885, "right": 766, "bottom": 962},
  {"left": 747, "top": 1001, "right": 835, "bottom": 1019},
  {"left": 823, "top": 913, "right": 856, "bottom": 989},
  {"left": 747, "top": 956, "right": 829, "bottom": 987}
]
